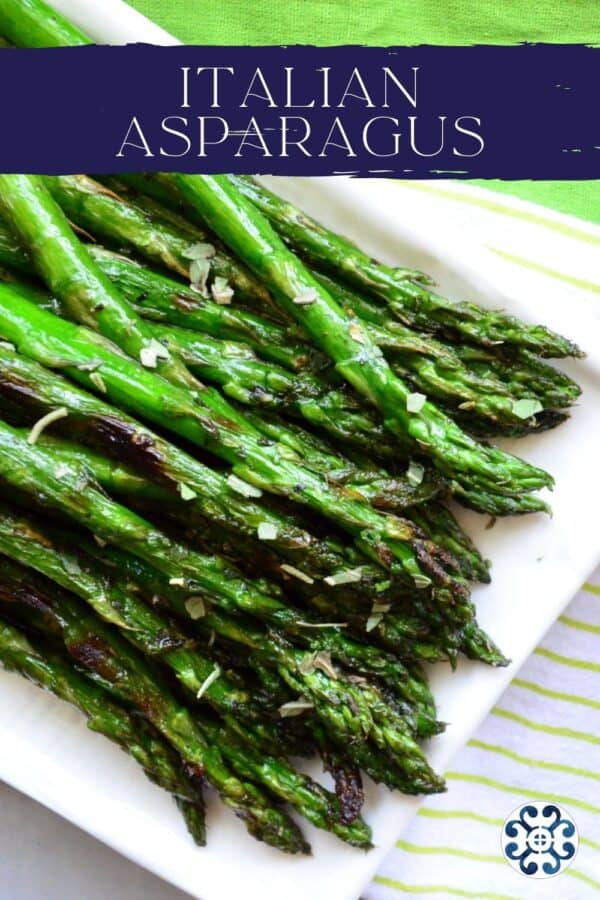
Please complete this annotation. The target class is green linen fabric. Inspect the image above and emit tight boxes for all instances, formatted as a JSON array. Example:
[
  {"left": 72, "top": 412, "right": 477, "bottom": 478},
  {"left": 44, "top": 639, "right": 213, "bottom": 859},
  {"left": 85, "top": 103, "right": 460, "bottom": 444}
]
[
  {"left": 128, "top": 0, "right": 600, "bottom": 47},
  {"left": 127, "top": 0, "right": 600, "bottom": 224}
]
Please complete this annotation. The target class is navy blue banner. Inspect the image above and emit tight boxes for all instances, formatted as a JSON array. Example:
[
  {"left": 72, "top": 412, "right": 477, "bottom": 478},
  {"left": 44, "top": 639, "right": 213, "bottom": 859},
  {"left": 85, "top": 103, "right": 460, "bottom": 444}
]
[{"left": 1, "top": 43, "right": 598, "bottom": 178}]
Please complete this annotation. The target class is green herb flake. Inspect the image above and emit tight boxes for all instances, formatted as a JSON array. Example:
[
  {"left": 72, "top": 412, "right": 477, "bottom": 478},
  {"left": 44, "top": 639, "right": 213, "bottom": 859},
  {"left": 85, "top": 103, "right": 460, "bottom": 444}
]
[
  {"left": 278, "top": 698, "right": 314, "bottom": 718},
  {"left": 407, "top": 460, "right": 425, "bottom": 487},
  {"left": 323, "top": 568, "right": 363, "bottom": 587},
  {"left": 139, "top": 338, "right": 170, "bottom": 369},
  {"left": 196, "top": 664, "right": 221, "bottom": 700},
  {"left": 366, "top": 599, "right": 391, "bottom": 631},
  {"left": 27, "top": 407, "right": 69, "bottom": 445},
  {"left": 298, "top": 651, "right": 317, "bottom": 675},
  {"left": 349, "top": 323, "right": 366, "bottom": 344},
  {"left": 257, "top": 522, "right": 278, "bottom": 541},
  {"left": 189, "top": 258, "right": 211, "bottom": 295},
  {"left": 178, "top": 482, "right": 197, "bottom": 501},
  {"left": 312, "top": 650, "right": 337, "bottom": 679},
  {"left": 366, "top": 614, "right": 383, "bottom": 632},
  {"left": 227, "top": 474, "right": 263, "bottom": 498},
  {"left": 89, "top": 371, "right": 107, "bottom": 394},
  {"left": 211, "top": 276, "right": 234, "bottom": 305},
  {"left": 293, "top": 289, "right": 317, "bottom": 306},
  {"left": 182, "top": 242, "right": 215, "bottom": 261},
  {"left": 184, "top": 596, "right": 206, "bottom": 620},
  {"left": 280, "top": 564, "right": 315, "bottom": 585},
  {"left": 406, "top": 392, "right": 426, "bottom": 414},
  {"left": 413, "top": 573, "right": 432, "bottom": 589},
  {"left": 62, "top": 555, "right": 82, "bottom": 576},
  {"left": 512, "top": 398, "right": 544, "bottom": 420}
]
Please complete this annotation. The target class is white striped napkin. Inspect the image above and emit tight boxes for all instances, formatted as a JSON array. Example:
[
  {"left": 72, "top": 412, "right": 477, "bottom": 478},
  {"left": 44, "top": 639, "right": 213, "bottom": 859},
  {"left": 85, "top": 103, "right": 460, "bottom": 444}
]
[
  {"left": 367, "top": 571, "right": 600, "bottom": 900},
  {"left": 366, "top": 181, "right": 600, "bottom": 900}
]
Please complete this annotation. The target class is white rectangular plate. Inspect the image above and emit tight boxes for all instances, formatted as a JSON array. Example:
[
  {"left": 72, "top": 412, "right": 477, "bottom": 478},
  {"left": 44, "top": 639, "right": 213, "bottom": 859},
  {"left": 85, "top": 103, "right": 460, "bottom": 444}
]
[{"left": 2, "top": 3, "right": 600, "bottom": 898}]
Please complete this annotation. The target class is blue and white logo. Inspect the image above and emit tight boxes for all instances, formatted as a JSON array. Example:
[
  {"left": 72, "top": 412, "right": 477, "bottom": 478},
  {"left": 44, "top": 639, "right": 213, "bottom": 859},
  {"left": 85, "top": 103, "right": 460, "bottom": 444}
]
[{"left": 501, "top": 802, "right": 579, "bottom": 878}]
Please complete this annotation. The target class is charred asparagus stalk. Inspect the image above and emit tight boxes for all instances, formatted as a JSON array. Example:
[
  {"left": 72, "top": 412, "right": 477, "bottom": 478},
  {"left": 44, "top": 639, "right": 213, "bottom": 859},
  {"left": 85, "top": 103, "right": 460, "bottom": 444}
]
[
  {"left": 0, "top": 616, "right": 208, "bottom": 845},
  {"left": 0, "top": 555, "right": 310, "bottom": 853}
]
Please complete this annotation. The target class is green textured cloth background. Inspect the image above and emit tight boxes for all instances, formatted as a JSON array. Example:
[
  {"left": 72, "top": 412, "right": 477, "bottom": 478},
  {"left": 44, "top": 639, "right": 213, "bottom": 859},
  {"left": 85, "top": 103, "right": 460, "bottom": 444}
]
[{"left": 128, "top": 0, "right": 600, "bottom": 224}]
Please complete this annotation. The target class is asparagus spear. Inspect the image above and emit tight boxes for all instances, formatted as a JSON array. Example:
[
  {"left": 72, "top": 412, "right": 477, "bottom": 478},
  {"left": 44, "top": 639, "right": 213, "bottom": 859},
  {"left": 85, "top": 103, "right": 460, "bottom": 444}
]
[
  {"left": 143, "top": 322, "right": 515, "bottom": 470},
  {"left": 0, "top": 219, "right": 576, "bottom": 453},
  {"left": 0, "top": 556, "right": 309, "bottom": 853},
  {"left": 408, "top": 503, "right": 491, "bottom": 584},
  {"left": 0, "top": 0, "right": 89, "bottom": 47},
  {"left": 0, "top": 418, "right": 453, "bottom": 710},
  {"left": 0, "top": 498, "right": 283, "bottom": 722},
  {"left": 0, "top": 439, "right": 439, "bottom": 713},
  {"left": 42, "top": 176, "right": 432, "bottom": 350},
  {"left": 168, "top": 174, "right": 554, "bottom": 502},
  {"left": 228, "top": 177, "right": 583, "bottom": 359},
  {"left": 0, "top": 342, "right": 436, "bottom": 598},
  {"left": 0, "top": 519, "right": 441, "bottom": 796},
  {"left": 0, "top": 522, "right": 373, "bottom": 846},
  {"left": 0, "top": 180, "right": 445, "bottom": 563},
  {"left": 100, "top": 179, "right": 582, "bottom": 415},
  {"left": 0, "top": 213, "right": 578, "bottom": 430},
  {"left": 0, "top": 265, "right": 442, "bottom": 515},
  {"left": 42, "top": 175, "right": 276, "bottom": 311},
  {"left": 0, "top": 339, "right": 478, "bottom": 661},
  {"left": 74, "top": 538, "right": 445, "bottom": 783},
  {"left": 0, "top": 617, "right": 207, "bottom": 845},
  {"left": 40, "top": 176, "right": 566, "bottom": 425},
  {"left": 0, "top": 362, "right": 490, "bottom": 666},
  {"left": 37, "top": 176, "right": 580, "bottom": 434},
  {"left": 0, "top": 175, "right": 202, "bottom": 396},
  {"left": 0, "top": 285, "right": 467, "bottom": 594}
]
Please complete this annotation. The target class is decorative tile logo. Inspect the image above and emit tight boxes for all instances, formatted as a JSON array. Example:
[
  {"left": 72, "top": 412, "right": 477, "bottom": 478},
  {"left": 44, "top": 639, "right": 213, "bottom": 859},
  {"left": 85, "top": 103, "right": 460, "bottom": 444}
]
[{"left": 501, "top": 802, "right": 579, "bottom": 878}]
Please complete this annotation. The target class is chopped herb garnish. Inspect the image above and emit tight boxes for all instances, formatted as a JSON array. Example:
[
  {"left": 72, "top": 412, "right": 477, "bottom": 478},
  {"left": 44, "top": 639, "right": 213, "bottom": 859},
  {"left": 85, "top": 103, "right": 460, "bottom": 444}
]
[
  {"left": 280, "top": 564, "right": 314, "bottom": 585},
  {"left": 184, "top": 596, "right": 206, "bottom": 620},
  {"left": 139, "top": 338, "right": 170, "bottom": 369},
  {"left": 406, "top": 392, "right": 426, "bottom": 413},
  {"left": 27, "top": 407, "right": 68, "bottom": 445},
  {"left": 227, "top": 474, "right": 263, "bottom": 498},
  {"left": 366, "top": 614, "right": 383, "bottom": 632},
  {"left": 89, "top": 371, "right": 107, "bottom": 394},
  {"left": 62, "top": 554, "right": 81, "bottom": 576},
  {"left": 182, "top": 242, "right": 215, "bottom": 261},
  {"left": 293, "top": 289, "right": 317, "bottom": 306},
  {"left": 178, "top": 482, "right": 197, "bottom": 501},
  {"left": 189, "top": 258, "right": 211, "bottom": 295},
  {"left": 349, "top": 323, "right": 366, "bottom": 344},
  {"left": 407, "top": 460, "right": 425, "bottom": 487},
  {"left": 257, "top": 522, "right": 278, "bottom": 540},
  {"left": 512, "top": 398, "right": 543, "bottom": 420},
  {"left": 324, "top": 568, "right": 363, "bottom": 586},
  {"left": 278, "top": 699, "right": 314, "bottom": 718},
  {"left": 413, "top": 573, "right": 432, "bottom": 589},
  {"left": 196, "top": 664, "right": 221, "bottom": 700},
  {"left": 366, "top": 600, "right": 391, "bottom": 632},
  {"left": 211, "top": 276, "right": 234, "bottom": 305}
]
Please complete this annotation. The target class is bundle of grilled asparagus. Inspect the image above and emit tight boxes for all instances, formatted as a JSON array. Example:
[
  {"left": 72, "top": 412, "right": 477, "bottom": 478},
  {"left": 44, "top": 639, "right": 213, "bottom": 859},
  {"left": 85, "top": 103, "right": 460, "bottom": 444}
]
[{"left": 0, "top": 0, "right": 585, "bottom": 855}]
